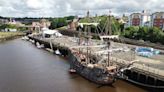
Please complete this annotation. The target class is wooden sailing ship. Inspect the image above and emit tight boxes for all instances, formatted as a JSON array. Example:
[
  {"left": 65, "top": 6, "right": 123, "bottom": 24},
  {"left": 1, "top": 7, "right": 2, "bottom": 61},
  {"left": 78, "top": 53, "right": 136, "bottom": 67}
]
[{"left": 69, "top": 11, "right": 118, "bottom": 85}]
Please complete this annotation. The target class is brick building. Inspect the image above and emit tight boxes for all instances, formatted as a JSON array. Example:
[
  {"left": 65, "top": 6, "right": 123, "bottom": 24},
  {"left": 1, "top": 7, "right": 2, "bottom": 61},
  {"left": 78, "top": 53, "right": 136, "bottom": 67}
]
[
  {"left": 31, "top": 19, "right": 51, "bottom": 31},
  {"left": 128, "top": 10, "right": 151, "bottom": 27},
  {"left": 151, "top": 12, "right": 164, "bottom": 29},
  {"left": 129, "top": 13, "right": 142, "bottom": 26}
]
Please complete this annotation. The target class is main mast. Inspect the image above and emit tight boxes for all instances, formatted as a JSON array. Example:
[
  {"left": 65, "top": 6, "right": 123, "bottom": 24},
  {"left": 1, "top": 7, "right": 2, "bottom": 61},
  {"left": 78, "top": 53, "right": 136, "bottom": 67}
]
[
  {"left": 86, "top": 10, "right": 91, "bottom": 64},
  {"left": 107, "top": 11, "right": 112, "bottom": 66},
  {"left": 105, "top": 11, "right": 112, "bottom": 36}
]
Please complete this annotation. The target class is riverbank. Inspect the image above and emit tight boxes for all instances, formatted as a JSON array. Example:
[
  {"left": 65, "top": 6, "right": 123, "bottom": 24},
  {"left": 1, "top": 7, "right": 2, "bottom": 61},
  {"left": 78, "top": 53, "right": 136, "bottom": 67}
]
[{"left": 0, "top": 32, "right": 25, "bottom": 42}]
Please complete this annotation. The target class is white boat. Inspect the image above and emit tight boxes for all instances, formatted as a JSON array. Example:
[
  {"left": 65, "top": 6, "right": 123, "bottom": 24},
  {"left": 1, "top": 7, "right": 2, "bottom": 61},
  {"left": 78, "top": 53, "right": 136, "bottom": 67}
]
[
  {"left": 36, "top": 42, "right": 44, "bottom": 49},
  {"left": 45, "top": 48, "right": 54, "bottom": 53},
  {"left": 21, "top": 36, "right": 29, "bottom": 40},
  {"left": 55, "top": 49, "right": 61, "bottom": 55}
]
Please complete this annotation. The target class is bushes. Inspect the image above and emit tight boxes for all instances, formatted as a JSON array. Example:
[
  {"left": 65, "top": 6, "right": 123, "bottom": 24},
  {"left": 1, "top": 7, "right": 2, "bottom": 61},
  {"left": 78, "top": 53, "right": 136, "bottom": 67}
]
[
  {"left": 49, "top": 18, "right": 67, "bottom": 29},
  {"left": 0, "top": 24, "right": 18, "bottom": 30},
  {"left": 123, "top": 26, "right": 164, "bottom": 45},
  {"left": 123, "top": 26, "right": 139, "bottom": 39}
]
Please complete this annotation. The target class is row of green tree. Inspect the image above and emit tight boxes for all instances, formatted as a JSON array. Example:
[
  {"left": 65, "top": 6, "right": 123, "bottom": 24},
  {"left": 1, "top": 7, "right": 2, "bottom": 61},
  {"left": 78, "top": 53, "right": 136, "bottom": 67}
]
[
  {"left": 0, "top": 24, "right": 17, "bottom": 29},
  {"left": 49, "top": 16, "right": 75, "bottom": 29},
  {"left": 123, "top": 26, "right": 164, "bottom": 44}
]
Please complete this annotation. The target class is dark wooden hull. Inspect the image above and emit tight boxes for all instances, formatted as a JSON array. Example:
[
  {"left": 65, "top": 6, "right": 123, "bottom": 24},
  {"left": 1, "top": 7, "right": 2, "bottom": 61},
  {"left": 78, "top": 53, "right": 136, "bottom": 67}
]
[{"left": 69, "top": 52, "right": 117, "bottom": 85}]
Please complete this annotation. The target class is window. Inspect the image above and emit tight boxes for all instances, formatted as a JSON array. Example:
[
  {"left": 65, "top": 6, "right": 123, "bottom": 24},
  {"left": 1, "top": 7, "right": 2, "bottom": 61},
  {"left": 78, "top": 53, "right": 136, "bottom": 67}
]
[{"left": 160, "top": 25, "right": 163, "bottom": 28}]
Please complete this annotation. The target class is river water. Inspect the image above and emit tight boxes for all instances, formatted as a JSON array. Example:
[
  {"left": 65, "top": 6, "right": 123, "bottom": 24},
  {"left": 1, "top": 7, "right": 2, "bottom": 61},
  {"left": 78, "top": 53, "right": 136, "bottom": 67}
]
[{"left": 0, "top": 39, "right": 147, "bottom": 92}]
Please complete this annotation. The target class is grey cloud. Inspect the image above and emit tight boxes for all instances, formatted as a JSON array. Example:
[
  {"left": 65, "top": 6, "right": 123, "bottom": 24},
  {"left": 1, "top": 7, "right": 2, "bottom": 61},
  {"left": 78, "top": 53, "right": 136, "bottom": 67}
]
[{"left": 0, "top": 0, "right": 163, "bottom": 17}]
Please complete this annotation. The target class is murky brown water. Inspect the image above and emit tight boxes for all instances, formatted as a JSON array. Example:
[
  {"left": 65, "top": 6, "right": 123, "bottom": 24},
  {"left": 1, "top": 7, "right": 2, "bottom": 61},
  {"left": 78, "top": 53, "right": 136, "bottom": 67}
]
[{"left": 0, "top": 39, "right": 147, "bottom": 92}]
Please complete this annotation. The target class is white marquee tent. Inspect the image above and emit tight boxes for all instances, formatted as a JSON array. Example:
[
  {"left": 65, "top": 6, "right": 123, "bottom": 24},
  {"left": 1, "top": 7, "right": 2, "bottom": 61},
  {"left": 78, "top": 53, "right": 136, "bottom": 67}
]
[{"left": 42, "top": 28, "right": 63, "bottom": 38}]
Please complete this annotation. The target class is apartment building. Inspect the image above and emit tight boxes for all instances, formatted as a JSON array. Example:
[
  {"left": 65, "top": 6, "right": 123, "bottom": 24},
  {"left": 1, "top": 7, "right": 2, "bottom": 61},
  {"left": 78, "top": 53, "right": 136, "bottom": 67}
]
[
  {"left": 151, "top": 12, "right": 164, "bottom": 29},
  {"left": 128, "top": 10, "right": 151, "bottom": 27}
]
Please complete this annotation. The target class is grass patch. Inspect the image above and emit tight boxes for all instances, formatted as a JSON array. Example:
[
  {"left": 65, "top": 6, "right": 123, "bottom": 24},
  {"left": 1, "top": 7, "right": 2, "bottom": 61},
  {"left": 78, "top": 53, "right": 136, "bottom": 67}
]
[{"left": 0, "top": 32, "right": 25, "bottom": 40}]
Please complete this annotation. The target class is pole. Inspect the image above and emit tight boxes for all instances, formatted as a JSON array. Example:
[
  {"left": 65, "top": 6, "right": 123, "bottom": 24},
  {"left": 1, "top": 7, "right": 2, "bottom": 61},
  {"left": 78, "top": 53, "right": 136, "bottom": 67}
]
[
  {"left": 108, "top": 10, "right": 112, "bottom": 35},
  {"left": 50, "top": 38, "right": 53, "bottom": 51}
]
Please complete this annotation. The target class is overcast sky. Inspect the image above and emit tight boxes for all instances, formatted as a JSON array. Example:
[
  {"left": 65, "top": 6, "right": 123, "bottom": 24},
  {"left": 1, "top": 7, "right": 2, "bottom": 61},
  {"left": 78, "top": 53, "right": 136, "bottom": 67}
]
[{"left": 0, "top": 0, "right": 163, "bottom": 17}]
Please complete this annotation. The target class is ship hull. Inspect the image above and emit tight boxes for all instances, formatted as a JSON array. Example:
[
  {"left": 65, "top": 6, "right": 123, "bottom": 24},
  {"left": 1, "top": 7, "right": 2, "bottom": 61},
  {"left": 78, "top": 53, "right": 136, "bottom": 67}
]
[{"left": 69, "top": 51, "right": 116, "bottom": 85}]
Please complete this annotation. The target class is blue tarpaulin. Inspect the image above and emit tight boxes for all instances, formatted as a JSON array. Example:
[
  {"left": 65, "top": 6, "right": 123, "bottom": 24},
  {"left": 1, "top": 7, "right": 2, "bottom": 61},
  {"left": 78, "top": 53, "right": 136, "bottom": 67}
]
[{"left": 135, "top": 47, "right": 160, "bottom": 57}]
